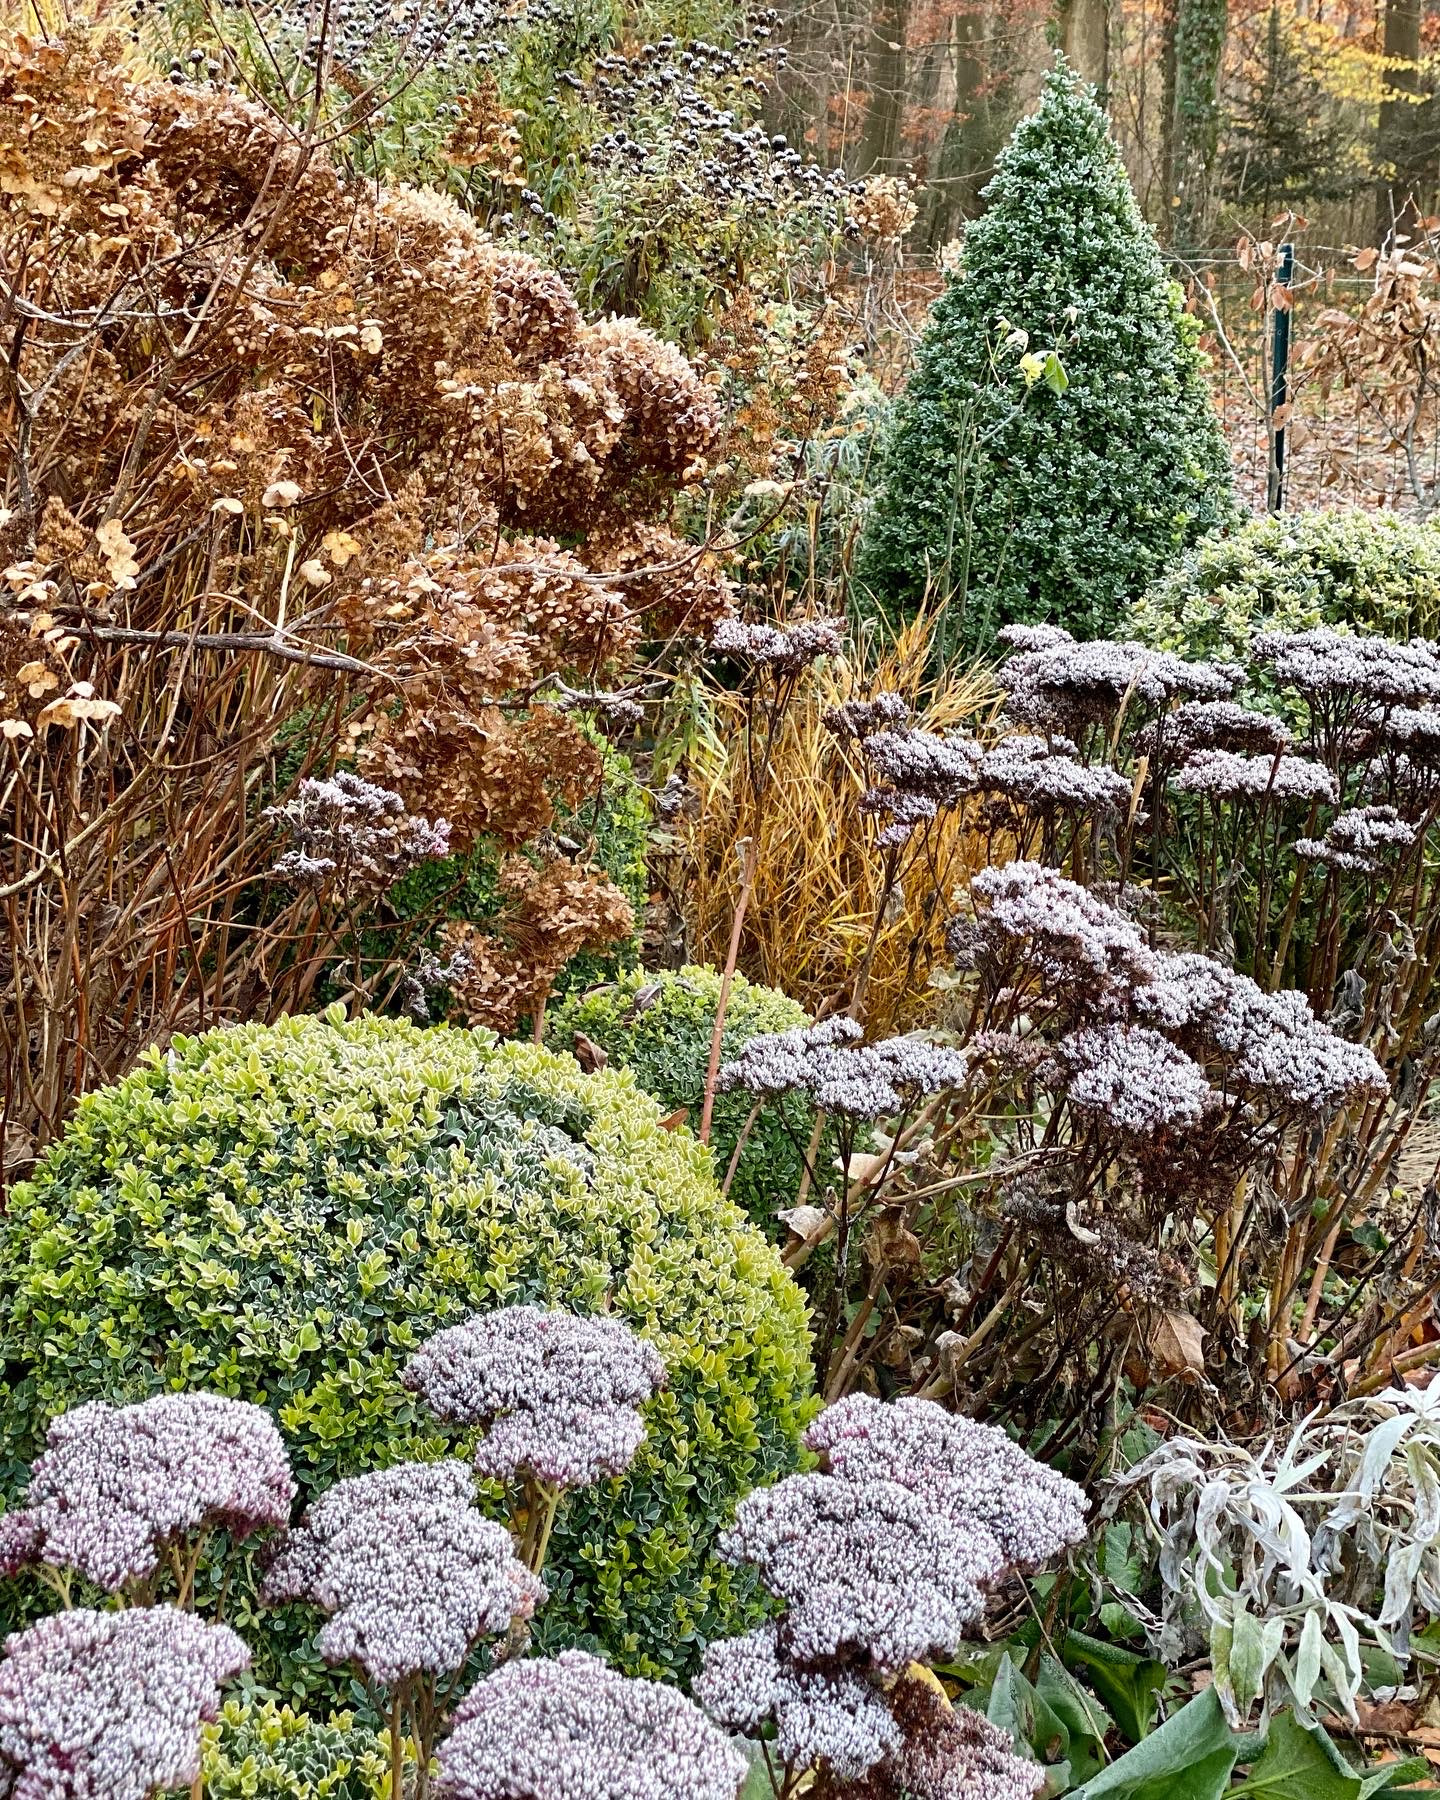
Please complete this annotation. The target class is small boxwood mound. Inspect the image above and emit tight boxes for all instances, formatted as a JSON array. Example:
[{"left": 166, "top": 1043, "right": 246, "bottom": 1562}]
[
  {"left": 202, "top": 1699, "right": 388, "bottom": 1800},
  {"left": 0, "top": 1010, "right": 814, "bottom": 1695},
  {"left": 547, "top": 966, "right": 818, "bottom": 1230},
  {"left": 1132, "top": 509, "right": 1440, "bottom": 663}
]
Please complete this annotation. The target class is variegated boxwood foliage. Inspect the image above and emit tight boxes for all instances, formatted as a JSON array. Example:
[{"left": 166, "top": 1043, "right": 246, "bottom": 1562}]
[
  {"left": 0, "top": 1010, "right": 814, "bottom": 1697},
  {"left": 202, "top": 1698, "right": 388, "bottom": 1800}
]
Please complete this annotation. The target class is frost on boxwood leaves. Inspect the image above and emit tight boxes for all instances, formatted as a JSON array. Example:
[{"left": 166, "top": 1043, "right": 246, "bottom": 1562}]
[{"left": 0, "top": 1011, "right": 814, "bottom": 1699}]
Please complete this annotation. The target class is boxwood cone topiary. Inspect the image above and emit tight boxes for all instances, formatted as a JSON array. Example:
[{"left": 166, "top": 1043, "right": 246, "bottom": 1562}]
[
  {"left": 858, "top": 59, "right": 1236, "bottom": 655},
  {"left": 546, "top": 966, "right": 818, "bottom": 1231},
  {"left": 0, "top": 1010, "right": 814, "bottom": 1698}
]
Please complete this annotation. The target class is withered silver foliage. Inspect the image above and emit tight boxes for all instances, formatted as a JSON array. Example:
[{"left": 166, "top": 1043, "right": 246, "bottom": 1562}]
[
  {"left": 0, "top": 1606, "right": 249, "bottom": 1800},
  {"left": 266, "top": 771, "right": 450, "bottom": 897},
  {"left": 0, "top": 1393, "right": 294, "bottom": 1591},
  {"left": 718, "top": 1473, "right": 1004, "bottom": 1675},
  {"left": 695, "top": 1624, "right": 902, "bottom": 1780},
  {"left": 803, "top": 1394, "right": 1087, "bottom": 1573},
  {"left": 435, "top": 1648, "right": 747, "bottom": 1800},
  {"left": 261, "top": 1460, "right": 542, "bottom": 1686},
  {"left": 716, "top": 1019, "right": 966, "bottom": 1121},
  {"left": 403, "top": 1306, "right": 666, "bottom": 1490}
]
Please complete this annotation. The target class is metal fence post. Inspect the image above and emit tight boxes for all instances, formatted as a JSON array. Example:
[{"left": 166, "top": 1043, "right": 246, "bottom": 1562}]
[{"left": 1268, "top": 241, "right": 1293, "bottom": 512}]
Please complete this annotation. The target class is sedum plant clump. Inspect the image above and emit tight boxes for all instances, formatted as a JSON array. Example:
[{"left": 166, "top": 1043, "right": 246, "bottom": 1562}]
[
  {"left": 0, "top": 1011, "right": 813, "bottom": 1696},
  {"left": 858, "top": 62, "right": 1234, "bottom": 653},
  {"left": 547, "top": 966, "right": 818, "bottom": 1229}
]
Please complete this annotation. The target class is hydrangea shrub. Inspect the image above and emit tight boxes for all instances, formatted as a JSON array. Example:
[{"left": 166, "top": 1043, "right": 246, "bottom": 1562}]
[
  {"left": 547, "top": 966, "right": 818, "bottom": 1228},
  {"left": 1133, "top": 509, "right": 1440, "bottom": 666},
  {"left": 0, "top": 1011, "right": 813, "bottom": 1695},
  {"left": 858, "top": 63, "right": 1235, "bottom": 652}
]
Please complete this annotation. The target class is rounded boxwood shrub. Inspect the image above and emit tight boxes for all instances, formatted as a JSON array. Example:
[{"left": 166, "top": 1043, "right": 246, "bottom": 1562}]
[
  {"left": 0, "top": 1010, "right": 813, "bottom": 1694},
  {"left": 1132, "top": 508, "right": 1440, "bottom": 664},
  {"left": 547, "top": 966, "right": 817, "bottom": 1231},
  {"left": 202, "top": 1699, "right": 388, "bottom": 1800}
]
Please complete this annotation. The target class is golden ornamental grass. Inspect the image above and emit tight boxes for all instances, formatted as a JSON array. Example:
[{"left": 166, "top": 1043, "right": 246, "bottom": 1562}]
[{"left": 680, "top": 611, "right": 1000, "bottom": 1034}]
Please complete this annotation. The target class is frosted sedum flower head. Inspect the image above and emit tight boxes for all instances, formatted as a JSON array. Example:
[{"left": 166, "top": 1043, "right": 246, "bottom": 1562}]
[
  {"left": 976, "top": 736, "right": 1132, "bottom": 816},
  {"left": 403, "top": 1306, "right": 666, "bottom": 1490},
  {"left": 1048, "top": 1024, "right": 1216, "bottom": 1134},
  {"left": 711, "top": 616, "right": 846, "bottom": 676},
  {"left": 1254, "top": 627, "right": 1440, "bottom": 705},
  {"left": 1171, "top": 750, "right": 1338, "bottom": 804},
  {"left": 1295, "top": 805, "right": 1416, "bottom": 873},
  {"left": 261, "top": 1460, "right": 542, "bottom": 1686},
  {"left": 1136, "top": 699, "right": 1291, "bottom": 759},
  {"left": 718, "top": 1474, "right": 1004, "bottom": 1674},
  {"left": 803, "top": 1395, "right": 1087, "bottom": 1572},
  {"left": 716, "top": 1020, "right": 966, "bottom": 1121},
  {"left": 696, "top": 1624, "right": 901, "bottom": 1779},
  {"left": 267, "top": 771, "right": 450, "bottom": 897},
  {"left": 998, "top": 635, "right": 1241, "bottom": 734},
  {"left": 436, "top": 1649, "right": 747, "bottom": 1800},
  {"left": 823, "top": 692, "right": 910, "bottom": 741},
  {"left": 0, "top": 1392, "right": 294, "bottom": 1590},
  {"left": 836, "top": 1679, "right": 1044, "bottom": 1800},
  {"left": 0, "top": 1606, "right": 249, "bottom": 1800},
  {"left": 956, "top": 861, "right": 1156, "bottom": 997}
]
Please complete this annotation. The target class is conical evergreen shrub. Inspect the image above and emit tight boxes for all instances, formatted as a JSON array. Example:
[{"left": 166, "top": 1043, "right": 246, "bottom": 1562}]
[{"left": 859, "top": 62, "right": 1236, "bottom": 654}]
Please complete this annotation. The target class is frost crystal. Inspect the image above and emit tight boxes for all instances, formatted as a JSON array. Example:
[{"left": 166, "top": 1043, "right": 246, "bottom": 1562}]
[
  {"left": 261, "top": 1460, "right": 542, "bottom": 1685},
  {"left": 804, "top": 1395, "right": 1087, "bottom": 1573},
  {"left": 267, "top": 771, "right": 450, "bottom": 897},
  {"left": 403, "top": 1306, "right": 666, "bottom": 1490},
  {"left": 1294, "top": 806, "right": 1416, "bottom": 873},
  {"left": 1048, "top": 1024, "right": 1215, "bottom": 1134},
  {"left": 436, "top": 1649, "right": 747, "bottom": 1800},
  {"left": 711, "top": 616, "right": 846, "bottom": 675},
  {"left": 1253, "top": 628, "right": 1440, "bottom": 706},
  {"left": 716, "top": 1020, "right": 966, "bottom": 1120},
  {"left": 0, "top": 1606, "right": 249, "bottom": 1800},
  {"left": 696, "top": 1624, "right": 901, "bottom": 1779},
  {"left": 1171, "top": 750, "right": 1338, "bottom": 804},
  {"left": 718, "top": 1474, "right": 1004, "bottom": 1674},
  {"left": 0, "top": 1393, "right": 294, "bottom": 1591}
]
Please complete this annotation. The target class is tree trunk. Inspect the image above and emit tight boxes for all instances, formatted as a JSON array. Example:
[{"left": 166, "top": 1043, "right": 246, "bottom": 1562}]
[
  {"left": 1056, "top": 0, "right": 1110, "bottom": 97},
  {"left": 1169, "top": 0, "right": 1228, "bottom": 249},
  {"left": 857, "top": 0, "right": 909, "bottom": 172},
  {"left": 1374, "top": 0, "right": 1424, "bottom": 245}
]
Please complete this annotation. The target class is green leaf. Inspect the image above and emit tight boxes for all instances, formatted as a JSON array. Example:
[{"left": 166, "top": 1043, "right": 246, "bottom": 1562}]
[
  {"left": 1071, "top": 1690, "right": 1238, "bottom": 1800},
  {"left": 1043, "top": 349, "right": 1069, "bottom": 394},
  {"left": 1231, "top": 1714, "right": 1362, "bottom": 1799},
  {"left": 987, "top": 1654, "right": 1072, "bottom": 1768},
  {"left": 1062, "top": 1628, "right": 1167, "bottom": 1743}
]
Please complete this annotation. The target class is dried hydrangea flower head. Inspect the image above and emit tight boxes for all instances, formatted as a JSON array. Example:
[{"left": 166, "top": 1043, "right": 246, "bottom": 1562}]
[
  {"left": 435, "top": 1648, "right": 747, "bottom": 1800},
  {"left": 1295, "top": 806, "right": 1417, "bottom": 874},
  {"left": 1046, "top": 1024, "right": 1216, "bottom": 1135},
  {"left": 716, "top": 1019, "right": 966, "bottom": 1121},
  {"left": 0, "top": 1392, "right": 294, "bottom": 1592},
  {"left": 718, "top": 1473, "right": 1005, "bottom": 1674},
  {"left": 261, "top": 1460, "right": 542, "bottom": 1686},
  {"left": 1253, "top": 627, "right": 1440, "bottom": 707},
  {"left": 0, "top": 1606, "right": 249, "bottom": 1800},
  {"left": 1170, "top": 750, "right": 1338, "bottom": 804},
  {"left": 803, "top": 1395, "right": 1087, "bottom": 1573},
  {"left": 819, "top": 1675, "right": 1043, "bottom": 1800},
  {"left": 403, "top": 1306, "right": 666, "bottom": 1491},
  {"left": 695, "top": 1623, "right": 902, "bottom": 1780},
  {"left": 710, "top": 616, "right": 846, "bottom": 676},
  {"left": 266, "top": 771, "right": 450, "bottom": 898}
]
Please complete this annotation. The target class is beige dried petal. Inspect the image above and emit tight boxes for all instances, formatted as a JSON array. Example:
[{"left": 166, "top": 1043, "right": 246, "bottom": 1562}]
[
  {"left": 261, "top": 480, "right": 302, "bottom": 509},
  {"left": 298, "top": 559, "right": 332, "bottom": 588},
  {"left": 37, "top": 698, "right": 79, "bottom": 729},
  {"left": 359, "top": 324, "right": 383, "bottom": 354},
  {"left": 1, "top": 718, "right": 34, "bottom": 740},
  {"left": 212, "top": 496, "right": 245, "bottom": 516}
]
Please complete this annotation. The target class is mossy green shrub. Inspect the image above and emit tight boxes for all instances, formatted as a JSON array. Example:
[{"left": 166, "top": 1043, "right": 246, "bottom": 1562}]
[
  {"left": 547, "top": 966, "right": 817, "bottom": 1230},
  {"left": 202, "top": 1699, "right": 388, "bottom": 1800},
  {"left": 0, "top": 1011, "right": 813, "bottom": 1694},
  {"left": 857, "top": 62, "right": 1235, "bottom": 654},
  {"left": 1132, "top": 508, "right": 1440, "bottom": 664}
]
